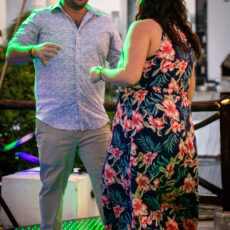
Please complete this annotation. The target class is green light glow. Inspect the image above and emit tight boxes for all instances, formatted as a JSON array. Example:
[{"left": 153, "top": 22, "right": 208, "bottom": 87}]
[{"left": 12, "top": 217, "right": 104, "bottom": 230}]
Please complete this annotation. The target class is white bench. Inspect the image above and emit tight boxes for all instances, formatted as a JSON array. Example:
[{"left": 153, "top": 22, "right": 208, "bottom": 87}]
[{"left": 0, "top": 168, "right": 99, "bottom": 228}]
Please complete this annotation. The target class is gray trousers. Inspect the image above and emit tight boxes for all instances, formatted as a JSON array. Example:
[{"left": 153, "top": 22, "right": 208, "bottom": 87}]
[{"left": 35, "top": 120, "right": 110, "bottom": 230}]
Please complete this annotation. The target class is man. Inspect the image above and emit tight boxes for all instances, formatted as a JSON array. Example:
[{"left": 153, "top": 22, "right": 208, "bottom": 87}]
[{"left": 6, "top": 0, "right": 122, "bottom": 229}]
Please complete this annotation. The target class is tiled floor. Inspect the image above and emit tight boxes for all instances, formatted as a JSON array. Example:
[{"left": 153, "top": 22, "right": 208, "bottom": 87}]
[
  {"left": 198, "top": 203, "right": 220, "bottom": 230},
  {"left": 198, "top": 221, "right": 214, "bottom": 230}
]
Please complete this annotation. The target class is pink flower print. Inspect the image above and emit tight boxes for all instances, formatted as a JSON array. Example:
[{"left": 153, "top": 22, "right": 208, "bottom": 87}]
[
  {"left": 143, "top": 60, "right": 152, "bottom": 72},
  {"left": 165, "top": 217, "right": 179, "bottom": 230},
  {"left": 136, "top": 174, "right": 150, "bottom": 192},
  {"left": 169, "top": 61, "right": 176, "bottom": 71},
  {"left": 115, "top": 103, "right": 123, "bottom": 124},
  {"left": 123, "top": 116, "right": 132, "bottom": 132},
  {"left": 186, "top": 136, "right": 195, "bottom": 157},
  {"left": 178, "top": 60, "right": 188, "bottom": 73},
  {"left": 168, "top": 79, "right": 179, "bottom": 94},
  {"left": 152, "top": 210, "right": 162, "bottom": 221},
  {"left": 105, "top": 225, "right": 112, "bottom": 230},
  {"left": 181, "top": 91, "right": 190, "bottom": 107},
  {"left": 161, "top": 203, "right": 170, "bottom": 212},
  {"left": 179, "top": 30, "right": 187, "bottom": 42},
  {"left": 111, "top": 147, "right": 123, "bottom": 159},
  {"left": 183, "top": 175, "right": 197, "bottom": 193},
  {"left": 131, "top": 142, "right": 138, "bottom": 154},
  {"left": 131, "top": 214, "right": 136, "bottom": 229},
  {"left": 154, "top": 178, "right": 160, "bottom": 189},
  {"left": 134, "top": 91, "right": 148, "bottom": 101},
  {"left": 153, "top": 87, "right": 162, "bottom": 93},
  {"left": 158, "top": 40, "right": 176, "bottom": 60},
  {"left": 160, "top": 60, "right": 172, "bottom": 74},
  {"left": 104, "top": 164, "right": 116, "bottom": 185},
  {"left": 171, "top": 120, "right": 182, "bottom": 133},
  {"left": 133, "top": 197, "right": 148, "bottom": 216},
  {"left": 125, "top": 88, "right": 133, "bottom": 97},
  {"left": 148, "top": 115, "right": 165, "bottom": 132},
  {"left": 162, "top": 98, "right": 180, "bottom": 120},
  {"left": 178, "top": 140, "right": 187, "bottom": 161},
  {"left": 195, "top": 157, "right": 199, "bottom": 169},
  {"left": 165, "top": 162, "right": 175, "bottom": 179},
  {"left": 113, "top": 205, "right": 125, "bottom": 218},
  {"left": 182, "top": 218, "right": 197, "bottom": 230},
  {"left": 121, "top": 174, "right": 130, "bottom": 190},
  {"left": 130, "top": 155, "right": 138, "bottom": 166},
  {"left": 142, "top": 152, "right": 158, "bottom": 165},
  {"left": 132, "top": 111, "right": 144, "bottom": 132},
  {"left": 184, "top": 157, "right": 194, "bottom": 168},
  {"left": 102, "top": 195, "right": 110, "bottom": 207},
  {"left": 140, "top": 215, "right": 153, "bottom": 229}
]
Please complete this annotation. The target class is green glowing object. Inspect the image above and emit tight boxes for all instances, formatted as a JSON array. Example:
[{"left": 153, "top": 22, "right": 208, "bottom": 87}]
[{"left": 11, "top": 217, "right": 104, "bottom": 230}]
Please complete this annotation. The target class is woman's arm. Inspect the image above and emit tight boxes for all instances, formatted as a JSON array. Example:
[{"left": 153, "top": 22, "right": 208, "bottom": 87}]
[
  {"left": 90, "top": 20, "right": 161, "bottom": 87},
  {"left": 188, "top": 65, "right": 195, "bottom": 109}
]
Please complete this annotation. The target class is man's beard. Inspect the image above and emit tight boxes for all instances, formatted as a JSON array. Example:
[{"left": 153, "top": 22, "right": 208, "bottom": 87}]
[{"left": 67, "top": 0, "right": 88, "bottom": 10}]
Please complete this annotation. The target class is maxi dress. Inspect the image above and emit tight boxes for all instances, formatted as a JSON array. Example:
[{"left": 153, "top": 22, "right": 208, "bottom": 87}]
[{"left": 102, "top": 31, "right": 199, "bottom": 230}]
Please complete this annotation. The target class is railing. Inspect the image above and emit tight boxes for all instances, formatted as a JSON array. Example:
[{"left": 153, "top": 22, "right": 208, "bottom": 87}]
[{"left": 0, "top": 93, "right": 230, "bottom": 212}]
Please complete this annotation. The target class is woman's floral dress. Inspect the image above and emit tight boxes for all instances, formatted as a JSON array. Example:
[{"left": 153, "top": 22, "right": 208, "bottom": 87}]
[{"left": 102, "top": 30, "right": 199, "bottom": 230}]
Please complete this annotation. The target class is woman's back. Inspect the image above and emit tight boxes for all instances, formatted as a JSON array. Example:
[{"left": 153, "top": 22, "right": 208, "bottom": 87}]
[{"left": 135, "top": 19, "right": 194, "bottom": 94}]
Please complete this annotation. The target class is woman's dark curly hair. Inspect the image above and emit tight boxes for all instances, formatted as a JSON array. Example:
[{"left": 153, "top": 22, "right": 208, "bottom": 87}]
[{"left": 136, "top": 0, "right": 202, "bottom": 60}]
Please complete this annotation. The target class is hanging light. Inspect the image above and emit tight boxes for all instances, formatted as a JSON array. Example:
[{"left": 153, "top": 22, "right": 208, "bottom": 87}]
[{"left": 221, "top": 98, "right": 230, "bottom": 105}]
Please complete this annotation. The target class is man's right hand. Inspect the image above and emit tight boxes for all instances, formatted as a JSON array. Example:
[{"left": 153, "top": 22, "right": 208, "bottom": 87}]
[{"left": 33, "top": 42, "right": 61, "bottom": 65}]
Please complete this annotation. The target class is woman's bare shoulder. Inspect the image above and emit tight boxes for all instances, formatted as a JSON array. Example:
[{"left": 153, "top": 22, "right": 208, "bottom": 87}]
[
  {"left": 128, "top": 19, "right": 162, "bottom": 38},
  {"left": 134, "top": 19, "right": 162, "bottom": 30}
]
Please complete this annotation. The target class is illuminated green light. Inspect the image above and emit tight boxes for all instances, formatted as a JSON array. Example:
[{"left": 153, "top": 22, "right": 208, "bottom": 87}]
[
  {"left": 2, "top": 132, "right": 34, "bottom": 152},
  {"left": 12, "top": 217, "right": 104, "bottom": 230}
]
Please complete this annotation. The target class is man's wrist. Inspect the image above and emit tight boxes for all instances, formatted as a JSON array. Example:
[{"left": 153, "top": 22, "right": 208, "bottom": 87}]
[
  {"left": 96, "top": 66, "right": 105, "bottom": 81},
  {"left": 99, "top": 67, "right": 105, "bottom": 81},
  {"left": 28, "top": 46, "right": 35, "bottom": 59}
]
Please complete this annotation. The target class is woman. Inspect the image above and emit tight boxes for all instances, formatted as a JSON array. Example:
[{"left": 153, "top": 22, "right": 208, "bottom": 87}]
[{"left": 90, "top": 0, "right": 202, "bottom": 229}]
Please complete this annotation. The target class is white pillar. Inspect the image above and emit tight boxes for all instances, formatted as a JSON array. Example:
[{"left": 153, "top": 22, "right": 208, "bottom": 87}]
[
  {"left": 207, "top": 0, "right": 230, "bottom": 82},
  {"left": 120, "top": 0, "right": 128, "bottom": 41},
  {"left": 33, "top": 0, "right": 47, "bottom": 9},
  {"left": 0, "top": 0, "right": 7, "bottom": 45},
  {"left": 185, "top": 0, "right": 196, "bottom": 31}
]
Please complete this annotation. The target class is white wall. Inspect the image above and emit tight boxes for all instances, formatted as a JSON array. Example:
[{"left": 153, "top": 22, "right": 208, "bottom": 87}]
[
  {"left": 208, "top": 0, "right": 230, "bottom": 82},
  {"left": 185, "top": 0, "right": 196, "bottom": 14},
  {"left": 0, "top": 0, "right": 54, "bottom": 45},
  {"left": 0, "top": 0, "right": 33, "bottom": 44},
  {"left": 88, "top": 0, "right": 120, "bottom": 15},
  {"left": 185, "top": 0, "right": 196, "bottom": 30},
  {"left": 88, "top": 0, "right": 127, "bottom": 40},
  {"left": 6, "top": 0, "right": 33, "bottom": 28},
  {"left": 33, "top": 0, "right": 48, "bottom": 9},
  {"left": 119, "top": 0, "right": 128, "bottom": 40},
  {"left": 0, "top": 0, "right": 7, "bottom": 45}
]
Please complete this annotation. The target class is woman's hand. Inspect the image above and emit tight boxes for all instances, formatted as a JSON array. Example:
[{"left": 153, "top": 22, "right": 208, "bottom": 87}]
[{"left": 90, "top": 66, "right": 103, "bottom": 83}]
